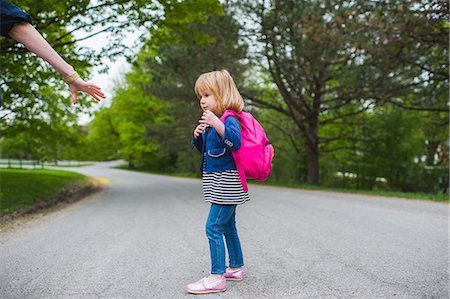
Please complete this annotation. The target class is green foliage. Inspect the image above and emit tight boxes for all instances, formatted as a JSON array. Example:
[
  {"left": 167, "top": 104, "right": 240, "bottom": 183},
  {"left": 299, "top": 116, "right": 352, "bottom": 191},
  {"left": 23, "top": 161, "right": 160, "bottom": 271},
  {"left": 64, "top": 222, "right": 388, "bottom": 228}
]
[
  {"left": 85, "top": 1, "right": 447, "bottom": 195},
  {"left": 236, "top": 0, "right": 448, "bottom": 186},
  {"left": 0, "top": 0, "right": 224, "bottom": 163},
  {"left": 1, "top": 0, "right": 95, "bottom": 127},
  {"left": 94, "top": 9, "right": 248, "bottom": 172},
  {"left": 2, "top": 0, "right": 447, "bottom": 196},
  {"left": 149, "top": 0, "right": 223, "bottom": 47},
  {"left": 81, "top": 109, "right": 121, "bottom": 161},
  {"left": 318, "top": 105, "right": 448, "bottom": 193},
  {"left": 1, "top": 99, "right": 81, "bottom": 162},
  {"left": 83, "top": 62, "right": 172, "bottom": 166}
]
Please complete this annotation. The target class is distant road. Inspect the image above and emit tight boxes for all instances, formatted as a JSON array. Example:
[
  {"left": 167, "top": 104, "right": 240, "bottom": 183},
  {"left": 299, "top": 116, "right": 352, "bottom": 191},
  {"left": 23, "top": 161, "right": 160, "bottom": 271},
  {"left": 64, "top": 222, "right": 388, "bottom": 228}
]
[{"left": 1, "top": 161, "right": 447, "bottom": 298}]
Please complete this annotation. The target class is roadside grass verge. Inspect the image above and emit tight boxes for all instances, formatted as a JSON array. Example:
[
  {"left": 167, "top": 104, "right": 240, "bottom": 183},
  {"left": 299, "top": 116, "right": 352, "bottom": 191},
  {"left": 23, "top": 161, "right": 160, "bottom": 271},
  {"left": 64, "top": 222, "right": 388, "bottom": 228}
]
[
  {"left": 50, "top": 164, "right": 92, "bottom": 167},
  {"left": 114, "top": 165, "right": 448, "bottom": 202},
  {"left": 0, "top": 168, "right": 92, "bottom": 216},
  {"left": 251, "top": 180, "right": 448, "bottom": 202}
]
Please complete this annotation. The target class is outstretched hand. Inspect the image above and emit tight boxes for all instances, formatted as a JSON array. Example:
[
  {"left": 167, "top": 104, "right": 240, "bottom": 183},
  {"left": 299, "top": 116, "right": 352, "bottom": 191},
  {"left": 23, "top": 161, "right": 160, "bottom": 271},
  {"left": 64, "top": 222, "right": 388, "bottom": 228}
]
[{"left": 68, "top": 78, "right": 106, "bottom": 105}]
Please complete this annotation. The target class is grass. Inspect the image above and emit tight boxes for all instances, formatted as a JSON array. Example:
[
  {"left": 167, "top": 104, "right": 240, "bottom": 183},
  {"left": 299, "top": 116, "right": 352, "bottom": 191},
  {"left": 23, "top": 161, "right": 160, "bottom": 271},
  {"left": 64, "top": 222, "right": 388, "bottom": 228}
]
[
  {"left": 50, "top": 163, "right": 92, "bottom": 167},
  {"left": 114, "top": 165, "right": 448, "bottom": 203},
  {"left": 251, "top": 180, "right": 448, "bottom": 202},
  {"left": 0, "top": 168, "right": 90, "bottom": 216}
]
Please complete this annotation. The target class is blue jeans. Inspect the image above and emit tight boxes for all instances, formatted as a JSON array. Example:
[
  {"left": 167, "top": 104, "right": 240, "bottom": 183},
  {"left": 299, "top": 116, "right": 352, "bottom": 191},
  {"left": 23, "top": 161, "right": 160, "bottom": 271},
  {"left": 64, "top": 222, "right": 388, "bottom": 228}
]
[{"left": 206, "top": 204, "right": 244, "bottom": 274}]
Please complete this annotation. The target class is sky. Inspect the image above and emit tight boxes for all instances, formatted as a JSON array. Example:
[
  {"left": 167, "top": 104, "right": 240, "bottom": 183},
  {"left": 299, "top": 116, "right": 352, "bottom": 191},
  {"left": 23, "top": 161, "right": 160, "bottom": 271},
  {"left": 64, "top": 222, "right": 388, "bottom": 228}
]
[{"left": 74, "top": 30, "right": 142, "bottom": 125}]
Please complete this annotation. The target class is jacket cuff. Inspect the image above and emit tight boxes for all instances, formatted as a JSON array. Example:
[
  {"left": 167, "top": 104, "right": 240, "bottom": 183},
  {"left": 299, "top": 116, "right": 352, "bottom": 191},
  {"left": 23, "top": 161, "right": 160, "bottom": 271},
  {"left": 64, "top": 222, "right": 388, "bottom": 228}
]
[{"left": 218, "top": 136, "right": 236, "bottom": 149}]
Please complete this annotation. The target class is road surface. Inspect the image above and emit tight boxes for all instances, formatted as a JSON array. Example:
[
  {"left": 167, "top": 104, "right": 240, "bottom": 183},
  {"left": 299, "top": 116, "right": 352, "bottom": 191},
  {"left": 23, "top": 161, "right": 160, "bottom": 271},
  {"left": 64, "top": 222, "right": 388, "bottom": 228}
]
[{"left": 0, "top": 161, "right": 448, "bottom": 298}]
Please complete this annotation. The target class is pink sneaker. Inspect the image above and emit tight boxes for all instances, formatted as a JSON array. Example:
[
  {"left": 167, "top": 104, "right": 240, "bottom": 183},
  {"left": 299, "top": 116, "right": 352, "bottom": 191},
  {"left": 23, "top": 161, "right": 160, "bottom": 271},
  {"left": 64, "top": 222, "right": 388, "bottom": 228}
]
[
  {"left": 186, "top": 275, "right": 226, "bottom": 294},
  {"left": 225, "top": 267, "right": 244, "bottom": 281}
]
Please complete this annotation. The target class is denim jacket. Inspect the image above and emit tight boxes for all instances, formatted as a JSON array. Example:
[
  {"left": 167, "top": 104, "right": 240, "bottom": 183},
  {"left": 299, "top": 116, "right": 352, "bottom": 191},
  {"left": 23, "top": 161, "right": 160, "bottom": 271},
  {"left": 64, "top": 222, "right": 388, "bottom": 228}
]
[{"left": 192, "top": 116, "right": 241, "bottom": 173}]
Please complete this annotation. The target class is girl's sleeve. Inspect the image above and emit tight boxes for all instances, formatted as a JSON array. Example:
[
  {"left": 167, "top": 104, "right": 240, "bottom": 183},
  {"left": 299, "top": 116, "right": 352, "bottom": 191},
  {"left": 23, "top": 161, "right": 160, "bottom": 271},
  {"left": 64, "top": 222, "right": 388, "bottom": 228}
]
[
  {"left": 220, "top": 116, "right": 241, "bottom": 151},
  {"left": 192, "top": 135, "right": 203, "bottom": 153}
]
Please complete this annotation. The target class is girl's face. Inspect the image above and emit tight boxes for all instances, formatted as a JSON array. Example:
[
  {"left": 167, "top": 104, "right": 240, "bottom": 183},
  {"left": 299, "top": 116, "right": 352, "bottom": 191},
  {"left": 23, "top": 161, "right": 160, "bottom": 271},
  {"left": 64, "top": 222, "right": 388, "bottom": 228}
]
[{"left": 199, "top": 90, "right": 218, "bottom": 114}]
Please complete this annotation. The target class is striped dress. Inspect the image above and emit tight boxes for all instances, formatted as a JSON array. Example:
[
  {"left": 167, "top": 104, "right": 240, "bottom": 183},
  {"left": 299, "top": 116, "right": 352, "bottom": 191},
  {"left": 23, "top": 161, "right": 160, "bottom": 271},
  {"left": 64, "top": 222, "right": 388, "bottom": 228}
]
[{"left": 202, "top": 170, "right": 250, "bottom": 205}]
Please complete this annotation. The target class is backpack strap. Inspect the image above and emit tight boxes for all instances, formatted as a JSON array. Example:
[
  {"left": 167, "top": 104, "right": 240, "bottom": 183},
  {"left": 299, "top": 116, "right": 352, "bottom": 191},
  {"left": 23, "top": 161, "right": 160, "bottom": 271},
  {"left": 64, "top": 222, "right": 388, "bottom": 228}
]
[
  {"left": 231, "top": 150, "right": 248, "bottom": 192},
  {"left": 220, "top": 110, "right": 248, "bottom": 192},
  {"left": 219, "top": 109, "right": 238, "bottom": 122}
]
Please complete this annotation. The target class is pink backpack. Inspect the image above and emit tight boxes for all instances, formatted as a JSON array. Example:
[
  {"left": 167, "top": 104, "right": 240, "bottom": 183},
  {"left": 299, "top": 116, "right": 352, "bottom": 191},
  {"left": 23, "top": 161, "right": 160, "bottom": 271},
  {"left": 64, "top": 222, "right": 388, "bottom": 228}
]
[{"left": 220, "top": 110, "right": 274, "bottom": 192}]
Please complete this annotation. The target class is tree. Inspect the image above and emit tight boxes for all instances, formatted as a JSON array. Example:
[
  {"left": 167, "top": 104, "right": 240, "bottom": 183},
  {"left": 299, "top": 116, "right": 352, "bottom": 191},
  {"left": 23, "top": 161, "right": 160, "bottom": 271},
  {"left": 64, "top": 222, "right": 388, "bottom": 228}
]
[
  {"left": 0, "top": 0, "right": 223, "bottom": 161},
  {"left": 237, "top": 0, "right": 448, "bottom": 185},
  {"left": 124, "top": 10, "right": 248, "bottom": 172},
  {"left": 81, "top": 108, "right": 121, "bottom": 161}
]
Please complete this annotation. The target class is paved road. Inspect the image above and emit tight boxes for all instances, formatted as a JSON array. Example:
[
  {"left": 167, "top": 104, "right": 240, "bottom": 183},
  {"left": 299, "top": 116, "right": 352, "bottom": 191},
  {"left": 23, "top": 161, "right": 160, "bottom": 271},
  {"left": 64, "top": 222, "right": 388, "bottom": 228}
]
[{"left": 0, "top": 161, "right": 448, "bottom": 298}]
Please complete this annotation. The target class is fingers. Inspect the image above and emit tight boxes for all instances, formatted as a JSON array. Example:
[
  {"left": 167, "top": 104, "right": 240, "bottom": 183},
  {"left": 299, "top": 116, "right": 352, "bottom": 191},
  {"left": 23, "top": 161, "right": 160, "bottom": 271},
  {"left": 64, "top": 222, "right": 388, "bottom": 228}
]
[
  {"left": 199, "top": 111, "right": 211, "bottom": 121},
  {"left": 202, "top": 110, "right": 213, "bottom": 117},
  {"left": 68, "top": 80, "right": 106, "bottom": 105},
  {"left": 198, "top": 114, "right": 207, "bottom": 123},
  {"left": 88, "top": 83, "right": 102, "bottom": 90},
  {"left": 199, "top": 111, "right": 218, "bottom": 127},
  {"left": 196, "top": 124, "right": 206, "bottom": 131},
  {"left": 193, "top": 125, "right": 203, "bottom": 137},
  {"left": 71, "top": 91, "right": 78, "bottom": 105},
  {"left": 86, "top": 84, "right": 106, "bottom": 101},
  {"left": 88, "top": 92, "right": 103, "bottom": 102}
]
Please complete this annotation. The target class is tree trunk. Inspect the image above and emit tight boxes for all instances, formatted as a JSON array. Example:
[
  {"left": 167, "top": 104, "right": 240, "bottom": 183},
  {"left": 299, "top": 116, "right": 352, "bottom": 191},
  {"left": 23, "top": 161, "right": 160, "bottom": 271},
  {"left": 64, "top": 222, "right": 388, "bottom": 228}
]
[
  {"left": 306, "top": 91, "right": 321, "bottom": 185},
  {"left": 306, "top": 138, "right": 320, "bottom": 185},
  {"left": 128, "top": 159, "right": 135, "bottom": 169},
  {"left": 425, "top": 141, "right": 439, "bottom": 166}
]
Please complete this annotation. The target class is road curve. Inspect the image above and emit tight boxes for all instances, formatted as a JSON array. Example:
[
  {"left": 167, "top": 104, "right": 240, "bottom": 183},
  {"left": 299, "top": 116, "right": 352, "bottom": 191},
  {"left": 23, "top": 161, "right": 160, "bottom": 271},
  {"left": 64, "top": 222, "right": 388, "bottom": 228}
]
[{"left": 0, "top": 161, "right": 448, "bottom": 298}]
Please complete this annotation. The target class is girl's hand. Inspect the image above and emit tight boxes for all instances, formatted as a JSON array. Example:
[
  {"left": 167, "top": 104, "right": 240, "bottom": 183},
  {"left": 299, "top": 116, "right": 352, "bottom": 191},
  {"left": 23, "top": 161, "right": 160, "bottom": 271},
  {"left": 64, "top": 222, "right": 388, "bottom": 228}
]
[
  {"left": 69, "top": 78, "right": 106, "bottom": 105},
  {"left": 199, "top": 110, "right": 220, "bottom": 128},
  {"left": 199, "top": 110, "right": 225, "bottom": 138},
  {"left": 194, "top": 123, "right": 207, "bottom": 138}
]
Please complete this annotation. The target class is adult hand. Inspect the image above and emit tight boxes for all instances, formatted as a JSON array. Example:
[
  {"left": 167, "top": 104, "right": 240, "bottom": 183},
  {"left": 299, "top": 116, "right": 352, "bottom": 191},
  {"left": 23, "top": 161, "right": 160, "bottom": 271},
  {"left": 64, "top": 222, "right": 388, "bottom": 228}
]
[
  {"left": 8, "top": 22, "right": 106, "bottom": 105},
  {"left": 69, "top": 78, "right": 106, "bottom": 105}
]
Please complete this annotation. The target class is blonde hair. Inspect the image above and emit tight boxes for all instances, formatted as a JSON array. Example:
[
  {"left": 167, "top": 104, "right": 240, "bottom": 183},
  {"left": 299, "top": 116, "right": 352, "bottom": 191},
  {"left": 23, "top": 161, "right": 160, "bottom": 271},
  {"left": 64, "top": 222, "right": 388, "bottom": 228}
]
[{"left": 194, "top": 70, "right": 244, "bottom": 115}]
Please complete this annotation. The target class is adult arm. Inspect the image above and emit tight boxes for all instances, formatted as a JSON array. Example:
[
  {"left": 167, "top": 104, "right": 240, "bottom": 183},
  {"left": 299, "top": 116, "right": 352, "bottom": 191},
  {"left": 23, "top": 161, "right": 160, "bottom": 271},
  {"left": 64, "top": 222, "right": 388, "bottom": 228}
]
[{"left": 8, "top": 22, "right": 106, "bottom": 104}]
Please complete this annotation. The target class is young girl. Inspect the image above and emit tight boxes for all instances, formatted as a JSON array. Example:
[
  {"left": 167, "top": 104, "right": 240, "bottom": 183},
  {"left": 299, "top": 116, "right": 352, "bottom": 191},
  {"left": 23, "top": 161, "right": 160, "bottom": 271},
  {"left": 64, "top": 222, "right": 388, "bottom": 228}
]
[{"left": 186, "top": 70, "right": 250, "bottom": 294}]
